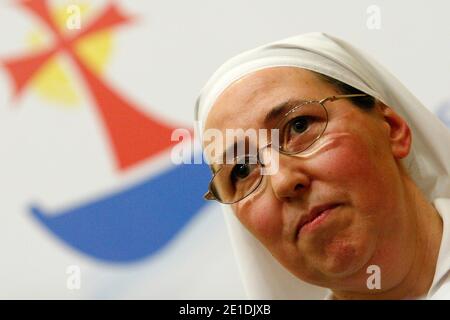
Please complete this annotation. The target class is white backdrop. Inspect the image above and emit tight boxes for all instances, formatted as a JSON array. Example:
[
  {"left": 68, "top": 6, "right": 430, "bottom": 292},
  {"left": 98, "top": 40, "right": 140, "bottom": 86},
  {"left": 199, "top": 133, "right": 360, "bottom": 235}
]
[{"left": 0, "top": 0, "right": 448, "bottom": 299}]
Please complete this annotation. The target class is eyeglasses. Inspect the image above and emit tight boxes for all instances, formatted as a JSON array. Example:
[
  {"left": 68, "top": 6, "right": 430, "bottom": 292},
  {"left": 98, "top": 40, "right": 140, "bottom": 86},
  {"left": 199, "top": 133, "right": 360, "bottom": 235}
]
[{"left": 203, "top": 94, "right": 368, "bottom": 204}]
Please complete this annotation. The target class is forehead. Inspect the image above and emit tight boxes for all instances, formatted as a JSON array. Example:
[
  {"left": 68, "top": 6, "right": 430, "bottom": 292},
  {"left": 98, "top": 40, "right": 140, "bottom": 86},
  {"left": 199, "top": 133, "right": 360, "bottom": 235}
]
[{"left": 204, "top": 67, "right": 336, "bottom": 135}]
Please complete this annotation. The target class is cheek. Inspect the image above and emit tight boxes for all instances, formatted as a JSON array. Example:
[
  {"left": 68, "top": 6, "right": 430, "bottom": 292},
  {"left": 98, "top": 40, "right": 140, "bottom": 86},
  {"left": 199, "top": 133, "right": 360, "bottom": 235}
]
[
  {"left": 234, "top": 194, "right": 283, "bottom": 246},
  {"left": 323, "top": 139, "right": 374, "bottom": 178},
  {"left": 316, "top": 133, "right": 392, "bottom": 204}
]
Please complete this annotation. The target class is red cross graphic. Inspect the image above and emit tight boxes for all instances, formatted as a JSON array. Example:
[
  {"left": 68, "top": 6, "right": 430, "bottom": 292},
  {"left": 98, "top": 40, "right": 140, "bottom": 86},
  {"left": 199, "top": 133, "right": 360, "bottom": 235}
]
[{"left": 1, "top": 0, "right": 181, "bottom": 171}]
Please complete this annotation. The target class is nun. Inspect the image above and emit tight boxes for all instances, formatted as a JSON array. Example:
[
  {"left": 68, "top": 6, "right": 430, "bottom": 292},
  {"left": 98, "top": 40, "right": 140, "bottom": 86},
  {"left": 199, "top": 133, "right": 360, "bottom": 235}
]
[{"left": 194, "top": 33, "right": 450, "bottom": 299}]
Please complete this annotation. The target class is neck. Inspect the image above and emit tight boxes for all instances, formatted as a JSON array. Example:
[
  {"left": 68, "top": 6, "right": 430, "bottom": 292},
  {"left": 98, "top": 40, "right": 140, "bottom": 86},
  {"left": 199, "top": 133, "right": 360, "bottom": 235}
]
[{"left": 332, "top": 177, "right": 443, "bottom": 300}]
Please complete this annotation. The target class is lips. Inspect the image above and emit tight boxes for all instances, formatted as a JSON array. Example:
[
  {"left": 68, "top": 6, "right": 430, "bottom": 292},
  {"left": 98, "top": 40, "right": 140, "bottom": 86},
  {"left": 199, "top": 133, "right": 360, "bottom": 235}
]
[{"left": 295, "top": 203, "right": 341, "bottom": 238}]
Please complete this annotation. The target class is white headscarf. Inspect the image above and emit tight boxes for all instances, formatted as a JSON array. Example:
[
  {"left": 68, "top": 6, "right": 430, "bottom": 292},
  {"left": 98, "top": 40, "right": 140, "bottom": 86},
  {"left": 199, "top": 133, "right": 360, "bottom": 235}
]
[{"left": 194, "top": 32, "right": 450, "bottom": 299}]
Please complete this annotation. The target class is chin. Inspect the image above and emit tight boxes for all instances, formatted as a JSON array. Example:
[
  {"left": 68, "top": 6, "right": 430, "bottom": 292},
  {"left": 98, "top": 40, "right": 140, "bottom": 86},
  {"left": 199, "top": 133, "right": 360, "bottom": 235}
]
[{"left": 310, "top": 233, "right": 376, "bottom": 279}]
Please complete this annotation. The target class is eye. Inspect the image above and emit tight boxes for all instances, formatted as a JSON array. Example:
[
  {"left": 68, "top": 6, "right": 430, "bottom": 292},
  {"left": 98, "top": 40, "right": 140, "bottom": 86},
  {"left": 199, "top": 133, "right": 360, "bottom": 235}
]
[
  {"left": 289, "top": 116, "right": 310, "bottom": 134},
  {"left": 231, "top": 163, "right": 251, "bottom": 181},
  {"left": 230, "top": 156, "right": 259, "bottom": 185}
]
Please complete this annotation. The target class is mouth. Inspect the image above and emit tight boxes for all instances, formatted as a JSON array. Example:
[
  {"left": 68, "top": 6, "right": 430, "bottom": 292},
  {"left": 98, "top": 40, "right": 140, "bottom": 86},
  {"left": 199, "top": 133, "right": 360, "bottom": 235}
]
[{"left": 295, "top": 203, "right": 342, "bottom": 239}]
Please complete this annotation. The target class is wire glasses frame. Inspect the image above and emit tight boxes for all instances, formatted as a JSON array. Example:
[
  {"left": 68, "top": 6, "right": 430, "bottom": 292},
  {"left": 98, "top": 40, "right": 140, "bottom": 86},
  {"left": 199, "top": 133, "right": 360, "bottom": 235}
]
[{"left": 203, "top": 94, "right": 368, "bottom": 204}]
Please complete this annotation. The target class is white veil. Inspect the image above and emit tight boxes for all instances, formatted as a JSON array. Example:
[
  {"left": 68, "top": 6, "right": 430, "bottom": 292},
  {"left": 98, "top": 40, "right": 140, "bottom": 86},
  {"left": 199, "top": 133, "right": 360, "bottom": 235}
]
[{"left": 194, "top": 32, "right": 450, "bottom": 299}]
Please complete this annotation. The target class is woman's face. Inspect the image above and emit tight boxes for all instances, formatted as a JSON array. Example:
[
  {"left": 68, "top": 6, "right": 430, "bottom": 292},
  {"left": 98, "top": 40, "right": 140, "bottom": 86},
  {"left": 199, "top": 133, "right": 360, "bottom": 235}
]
[{"left": 204, "top": 67, "right": 413, "bottom": 290}]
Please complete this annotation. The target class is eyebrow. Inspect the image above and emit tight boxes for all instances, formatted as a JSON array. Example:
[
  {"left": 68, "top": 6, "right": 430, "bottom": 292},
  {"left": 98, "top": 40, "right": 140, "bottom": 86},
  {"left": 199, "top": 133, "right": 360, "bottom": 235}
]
[
  {"left": 216, "top": 142, "right": 237, "bottom": 166},
  {"left": 210, "top": 141, "right": 237, "bottom": 173},
  {"left": 215, "top": 140, "right": 247, "bottom": 168},
  {"left": 214, "top": 99, "right": 308, "bottom": 167},
  {"left": 263, "top": 98, "right": 308, "bottom": 126}
]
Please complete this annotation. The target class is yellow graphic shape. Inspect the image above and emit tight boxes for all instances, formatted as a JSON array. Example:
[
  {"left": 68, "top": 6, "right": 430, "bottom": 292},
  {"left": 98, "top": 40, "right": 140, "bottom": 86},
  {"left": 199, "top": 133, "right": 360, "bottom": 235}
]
[{"left": 27, "top": 4, "right": 113, "bottom": 107}]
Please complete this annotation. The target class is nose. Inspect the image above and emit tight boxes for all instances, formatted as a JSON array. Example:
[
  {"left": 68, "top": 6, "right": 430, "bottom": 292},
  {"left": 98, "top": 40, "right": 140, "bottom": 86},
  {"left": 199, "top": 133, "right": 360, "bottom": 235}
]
[{"left": 269, "top": 152, "right": 311, "bottom": 201}]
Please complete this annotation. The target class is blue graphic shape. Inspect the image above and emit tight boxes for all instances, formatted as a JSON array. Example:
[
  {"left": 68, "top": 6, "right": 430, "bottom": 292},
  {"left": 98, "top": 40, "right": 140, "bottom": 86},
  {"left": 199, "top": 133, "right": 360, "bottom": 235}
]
[
  {"left": 437, "top": 100, "right": 450, "bottom": 128},
  {"left": 30, "top": 161, "right": 212, "bottom": 263}
]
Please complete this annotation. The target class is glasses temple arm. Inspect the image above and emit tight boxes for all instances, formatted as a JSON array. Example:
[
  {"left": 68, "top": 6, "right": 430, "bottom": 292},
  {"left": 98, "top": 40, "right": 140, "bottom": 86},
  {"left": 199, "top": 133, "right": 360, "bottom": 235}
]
[{"left": 320, "top": 93, "right": 369, "bottom": 104}]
